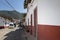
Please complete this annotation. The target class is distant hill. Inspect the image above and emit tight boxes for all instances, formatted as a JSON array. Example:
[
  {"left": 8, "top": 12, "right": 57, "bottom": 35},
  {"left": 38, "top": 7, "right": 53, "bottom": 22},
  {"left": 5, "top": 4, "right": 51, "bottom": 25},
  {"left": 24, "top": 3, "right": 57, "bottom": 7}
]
[{"left": 0, "top": 10, "right": 26, "bottom": 20}]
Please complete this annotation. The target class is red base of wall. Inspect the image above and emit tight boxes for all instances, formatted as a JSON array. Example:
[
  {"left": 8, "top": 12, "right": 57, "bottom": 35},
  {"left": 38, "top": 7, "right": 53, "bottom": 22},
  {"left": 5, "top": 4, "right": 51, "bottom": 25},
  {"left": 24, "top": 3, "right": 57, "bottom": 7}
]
[
  {"left": 37, "top": 24, "right": 60, "bottom": 40},
  {"left": 0, "top": 26, "right": 4, "bottom": 29},
  {"left": 25, "top": 25, "right": 34, "bottom": 35},
  {"left": 0, "top": 26, "right": 9, "bottom": 29},
  {"left": 4, "top": 26, "right": 8, "bottom": 28}
]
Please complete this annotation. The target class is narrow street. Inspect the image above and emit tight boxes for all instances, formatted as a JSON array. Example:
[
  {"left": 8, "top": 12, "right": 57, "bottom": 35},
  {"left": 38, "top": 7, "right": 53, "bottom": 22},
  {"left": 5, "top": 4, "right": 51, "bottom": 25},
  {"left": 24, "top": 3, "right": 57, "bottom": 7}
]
[{"left": 0, "top": 27, "right": 27, "bottom": 40}]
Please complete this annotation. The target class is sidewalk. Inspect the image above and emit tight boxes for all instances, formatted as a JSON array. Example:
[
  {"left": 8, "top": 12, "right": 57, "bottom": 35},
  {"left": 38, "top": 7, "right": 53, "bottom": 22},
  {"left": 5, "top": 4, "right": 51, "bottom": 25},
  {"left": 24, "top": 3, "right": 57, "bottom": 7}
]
[
  {"left": 0, "top": 28, "right": 12, "bottom": 40},
  {"left": 0, "top": 27, "right": 19, "bottom": 40},
  {"left": 24, "top": 31, "right": 37, "bottom": 40}
]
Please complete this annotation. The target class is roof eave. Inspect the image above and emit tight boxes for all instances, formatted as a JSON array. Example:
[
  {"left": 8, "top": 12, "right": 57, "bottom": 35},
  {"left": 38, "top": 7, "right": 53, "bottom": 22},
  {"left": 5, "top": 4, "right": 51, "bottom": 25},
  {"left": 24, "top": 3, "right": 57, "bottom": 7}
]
[{"left": 24, "top": 0, "right": 31, "bottom": 9}]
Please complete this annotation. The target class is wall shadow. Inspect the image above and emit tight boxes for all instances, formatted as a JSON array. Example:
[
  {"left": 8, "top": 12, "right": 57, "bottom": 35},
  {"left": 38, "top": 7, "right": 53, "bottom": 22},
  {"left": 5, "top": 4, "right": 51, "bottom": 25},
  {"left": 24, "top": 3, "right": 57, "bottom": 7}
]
[{"left": 4, "top": 28, "right": 26, "bottom": 40}]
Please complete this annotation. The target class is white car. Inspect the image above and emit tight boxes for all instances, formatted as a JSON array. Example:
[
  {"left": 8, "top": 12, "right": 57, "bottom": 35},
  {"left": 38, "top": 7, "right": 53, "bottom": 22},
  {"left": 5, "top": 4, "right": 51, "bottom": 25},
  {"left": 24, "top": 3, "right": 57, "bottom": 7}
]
[{"left": 9, "top": 22, "right": 14, "bottom": 29}]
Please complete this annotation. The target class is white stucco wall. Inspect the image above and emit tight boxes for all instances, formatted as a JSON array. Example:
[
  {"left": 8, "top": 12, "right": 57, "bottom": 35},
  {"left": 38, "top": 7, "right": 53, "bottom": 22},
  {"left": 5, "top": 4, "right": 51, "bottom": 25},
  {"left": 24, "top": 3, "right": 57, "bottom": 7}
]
[
  {"left": 0, "top": 17, "right": 5, "bottom": 26},
  {"left": 38, "top": 0, "right": 60, "bottom": 26},
  {"left": 25, "top": 0, "right": 37, "bottom": 26}
]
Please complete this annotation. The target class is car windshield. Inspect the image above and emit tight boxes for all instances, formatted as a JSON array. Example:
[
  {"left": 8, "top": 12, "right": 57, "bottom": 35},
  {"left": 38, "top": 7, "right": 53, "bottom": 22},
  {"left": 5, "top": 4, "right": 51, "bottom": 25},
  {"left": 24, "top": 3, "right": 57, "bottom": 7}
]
[{"left": 10, "top": 24, "right": 13, "bottom": 26}]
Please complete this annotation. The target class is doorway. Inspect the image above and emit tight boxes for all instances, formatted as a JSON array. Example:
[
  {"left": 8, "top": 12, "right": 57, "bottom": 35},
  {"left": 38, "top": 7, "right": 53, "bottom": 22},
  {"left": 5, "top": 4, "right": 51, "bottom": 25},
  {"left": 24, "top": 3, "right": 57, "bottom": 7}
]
[
  {"left": 34, "top": 7, "right": 37, "bottom": 37},
  {"left": 30, "top": 14, "right": 32, "bottom": 35}
]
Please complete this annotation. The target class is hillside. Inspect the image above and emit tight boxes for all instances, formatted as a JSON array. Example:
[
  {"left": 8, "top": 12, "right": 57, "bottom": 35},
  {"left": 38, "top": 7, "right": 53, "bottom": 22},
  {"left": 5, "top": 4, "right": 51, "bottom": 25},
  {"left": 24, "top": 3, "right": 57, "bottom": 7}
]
[{"left": 0, "top": 10, "right": 25, "bottom": 20}]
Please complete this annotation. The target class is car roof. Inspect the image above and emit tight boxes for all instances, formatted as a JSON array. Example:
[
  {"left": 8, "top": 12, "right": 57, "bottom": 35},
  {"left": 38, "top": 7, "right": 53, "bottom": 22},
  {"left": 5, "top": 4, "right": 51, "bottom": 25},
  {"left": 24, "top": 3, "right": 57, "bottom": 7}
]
[{"left": 9, "top": 22, "right": 14, "bottom": 24}]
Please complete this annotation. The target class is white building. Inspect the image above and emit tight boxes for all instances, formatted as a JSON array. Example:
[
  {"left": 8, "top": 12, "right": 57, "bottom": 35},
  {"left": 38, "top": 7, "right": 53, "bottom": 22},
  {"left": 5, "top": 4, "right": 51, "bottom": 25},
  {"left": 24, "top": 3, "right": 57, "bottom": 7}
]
[
  {"left": 0, "top": 16, "right": 11, "bottom": 28},
  {"left": 0, "top": 17, "right": 5, "bottom": 26},
  {"left": 24, "top": 0, "right": 60, "bottom": 40}
]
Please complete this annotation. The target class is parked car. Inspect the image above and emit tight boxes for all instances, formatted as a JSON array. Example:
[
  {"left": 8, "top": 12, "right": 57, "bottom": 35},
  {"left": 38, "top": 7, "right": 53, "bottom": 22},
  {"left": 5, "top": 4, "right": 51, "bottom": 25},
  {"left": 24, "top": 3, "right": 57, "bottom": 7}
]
[{"left": 8, "top": 22, "right": 14, "bottom": 29}]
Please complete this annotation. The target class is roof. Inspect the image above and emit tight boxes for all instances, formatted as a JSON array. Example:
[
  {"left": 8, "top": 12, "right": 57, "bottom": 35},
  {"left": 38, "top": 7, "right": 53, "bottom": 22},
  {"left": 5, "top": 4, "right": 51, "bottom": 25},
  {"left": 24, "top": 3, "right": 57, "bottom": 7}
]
[{"left": 24, "top": 0, "right": 31, "bottom": 8}]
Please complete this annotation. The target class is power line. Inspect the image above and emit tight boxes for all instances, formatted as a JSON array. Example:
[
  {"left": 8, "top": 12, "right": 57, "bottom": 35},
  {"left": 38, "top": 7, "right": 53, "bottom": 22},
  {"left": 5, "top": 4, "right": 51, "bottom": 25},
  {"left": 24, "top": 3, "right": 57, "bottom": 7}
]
[
  {"left": 2, "top": 0, "right": 11, "bottom": 9},
  {"left": 5, "top": 0, "right": 16, "bottom": 10},
  {"left": 2, "top": 0, "right": 8, "bottom": 7}
]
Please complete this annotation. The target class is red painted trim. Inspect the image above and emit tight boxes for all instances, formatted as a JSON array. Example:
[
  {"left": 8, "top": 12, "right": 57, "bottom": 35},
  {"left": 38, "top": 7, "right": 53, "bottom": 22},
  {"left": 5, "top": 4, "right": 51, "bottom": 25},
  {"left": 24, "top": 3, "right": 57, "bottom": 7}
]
[{"left": 37, "top": 24, "right": 60, "bottom": 40}]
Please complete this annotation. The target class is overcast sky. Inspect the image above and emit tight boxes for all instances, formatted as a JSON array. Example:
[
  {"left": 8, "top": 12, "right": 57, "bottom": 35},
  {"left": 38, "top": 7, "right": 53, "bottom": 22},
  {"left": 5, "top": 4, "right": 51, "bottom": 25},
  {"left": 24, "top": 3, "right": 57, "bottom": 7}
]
[{"left": 0, "top": 0, "right": 27, "bottom": 13}]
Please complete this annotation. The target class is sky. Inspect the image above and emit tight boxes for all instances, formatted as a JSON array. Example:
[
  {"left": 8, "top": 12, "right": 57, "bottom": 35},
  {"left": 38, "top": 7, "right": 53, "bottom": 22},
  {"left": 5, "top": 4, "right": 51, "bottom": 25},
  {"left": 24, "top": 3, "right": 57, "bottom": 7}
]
[{"left": 0, "top": 0, "right": 27, "bottom": 13}]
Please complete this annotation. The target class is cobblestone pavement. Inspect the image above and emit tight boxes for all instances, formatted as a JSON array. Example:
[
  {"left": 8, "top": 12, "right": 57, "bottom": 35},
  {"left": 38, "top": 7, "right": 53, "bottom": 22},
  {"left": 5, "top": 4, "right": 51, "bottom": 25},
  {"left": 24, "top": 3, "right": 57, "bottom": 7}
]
[{"left": 0, "top": 27, "right": 27, "bottom": 40}]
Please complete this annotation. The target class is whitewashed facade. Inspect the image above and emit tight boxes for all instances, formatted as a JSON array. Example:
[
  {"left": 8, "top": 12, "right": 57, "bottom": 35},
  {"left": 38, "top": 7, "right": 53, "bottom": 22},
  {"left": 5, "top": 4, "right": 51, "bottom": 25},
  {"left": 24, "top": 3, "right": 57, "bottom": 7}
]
[
  {"left": 0, "top": 16, "right": 11, "bottom": 28},
  {"left": 38, "top": 0, "right": 60, "bottom": 26},
  {"left": 25, "top": 0, "right": 60, "bottom": 40},
  {"left": 25, "top": 0, "right": 37, "bottom": 26},
  {"left": 0, "top": 17, "right": 5, "bottom": 26}
]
